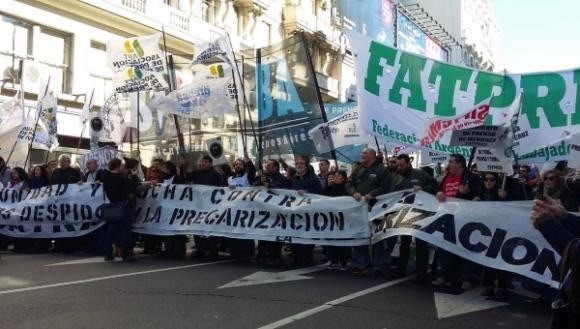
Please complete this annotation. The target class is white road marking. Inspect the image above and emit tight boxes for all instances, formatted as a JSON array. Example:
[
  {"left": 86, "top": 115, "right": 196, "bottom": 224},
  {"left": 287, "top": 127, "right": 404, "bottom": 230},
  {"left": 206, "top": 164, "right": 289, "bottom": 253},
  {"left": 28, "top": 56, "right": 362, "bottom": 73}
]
[
  {"left": 434, "top": 287, "right": 508, "bottom": 319},
  {"left": 45, "top": 257, "right": 109, "bottom": 266},
  {"left": 257, "top": 276, "right": 413, "bottom": 329},
  {"left": 218, "top": 264, "right": 327, "bottom": 289},
  {"left": 0, "top": 276, "right": 32, "bottom": 289},
  {"left": 0, "top": 259, "right": 237, "bottom": 296}
]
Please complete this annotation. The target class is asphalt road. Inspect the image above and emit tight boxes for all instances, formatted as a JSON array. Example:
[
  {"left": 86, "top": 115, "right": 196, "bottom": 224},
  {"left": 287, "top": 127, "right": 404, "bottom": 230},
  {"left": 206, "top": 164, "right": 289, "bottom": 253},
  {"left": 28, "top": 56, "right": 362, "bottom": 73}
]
[{"left": 0, "top": 249, "right": 551, "bottom": 329}]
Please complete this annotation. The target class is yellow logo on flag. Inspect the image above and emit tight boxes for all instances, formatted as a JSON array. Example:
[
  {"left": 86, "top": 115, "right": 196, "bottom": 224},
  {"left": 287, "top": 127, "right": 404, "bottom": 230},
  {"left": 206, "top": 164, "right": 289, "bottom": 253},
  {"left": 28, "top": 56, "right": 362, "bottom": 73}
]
[{"left": 123, "top": 39, "right": 144, "bottom": 57}]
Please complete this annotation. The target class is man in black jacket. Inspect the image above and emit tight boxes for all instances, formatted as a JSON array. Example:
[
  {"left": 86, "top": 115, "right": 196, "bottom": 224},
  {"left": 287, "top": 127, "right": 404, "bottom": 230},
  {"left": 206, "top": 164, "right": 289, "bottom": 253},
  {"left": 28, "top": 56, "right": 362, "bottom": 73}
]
[
  {"left": 387, "top": 154, "right": 439, "bottom": 281},
  {"left": 51, "top": 155, "right": 82, "bottom": 184},
  {"left": 191, "top": 155, "right": 224, "bottom": 259},
  {"left": 254, "top": 159, "right": 290, "bottom": 264},
  {"left": 83, "top": 159, "right": 107, "bottom": 183},
  {"left": 346, "top": 148, "right": 392, "bottom": 275},
  {"left": 51, "top": 154, "right": 82, "bottom": 253}
]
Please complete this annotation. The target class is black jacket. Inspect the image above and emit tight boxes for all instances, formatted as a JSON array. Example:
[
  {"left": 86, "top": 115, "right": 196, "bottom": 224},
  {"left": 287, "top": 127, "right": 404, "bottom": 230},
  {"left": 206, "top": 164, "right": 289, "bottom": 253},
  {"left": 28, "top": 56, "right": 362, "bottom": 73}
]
[
  {"left": 51, "top": 167, "right": 82, "bottom": 185},
  {"left": 346, "top": 160, "right": 392, "bottom": 197},
  {"left": 191, "top": 168, "right": 224, "bottom": 187},
  {"left": 83, "top": 169, "right": 107, "bottom": 183},
  {"left": 290, "top": 170, "right": 322, "bottom": 194},
  {"left": 102, "top": 171, "right": 139, "bottom": 203}
]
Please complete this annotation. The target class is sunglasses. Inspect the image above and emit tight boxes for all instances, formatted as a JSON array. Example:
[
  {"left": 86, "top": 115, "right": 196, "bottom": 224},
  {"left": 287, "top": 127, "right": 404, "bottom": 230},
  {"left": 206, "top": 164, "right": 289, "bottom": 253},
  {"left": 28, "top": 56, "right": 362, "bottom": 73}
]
[
  {"left": 545, "top": 176, "right": 556, "bottom": 181},
  {"left": 484, "top": 177, "right": 496, "bottom": 182}
]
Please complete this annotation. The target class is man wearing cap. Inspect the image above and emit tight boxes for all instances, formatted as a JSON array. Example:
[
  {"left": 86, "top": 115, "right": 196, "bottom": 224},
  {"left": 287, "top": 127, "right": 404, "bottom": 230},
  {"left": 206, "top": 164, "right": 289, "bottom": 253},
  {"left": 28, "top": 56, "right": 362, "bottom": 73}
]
[{"left": 387, "top": 154, "right": 439, "bottom": 282}]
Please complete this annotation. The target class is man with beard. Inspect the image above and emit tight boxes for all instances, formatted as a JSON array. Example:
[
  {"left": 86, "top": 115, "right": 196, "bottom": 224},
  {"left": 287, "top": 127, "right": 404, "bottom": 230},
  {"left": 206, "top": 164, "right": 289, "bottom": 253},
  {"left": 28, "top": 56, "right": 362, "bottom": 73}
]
[
  {"left": 387, "top": 154, "right": 438, "bottom": 282},
  {"left": 225, "top": 151, "right": 257, "bottom": 258},
  {"left": 191, "top": 155, "right": 225, "bottom": 259},
  {"left": 347, "top": 148, "right": 392, "bottom": 275}
]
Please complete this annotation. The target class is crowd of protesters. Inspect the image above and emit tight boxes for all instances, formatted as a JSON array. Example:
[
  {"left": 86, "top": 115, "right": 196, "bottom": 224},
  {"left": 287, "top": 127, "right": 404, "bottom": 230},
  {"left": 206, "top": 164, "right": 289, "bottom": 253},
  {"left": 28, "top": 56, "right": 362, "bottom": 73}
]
[{"left": 0, "top": 149, "right": 579, "bottom": 326}]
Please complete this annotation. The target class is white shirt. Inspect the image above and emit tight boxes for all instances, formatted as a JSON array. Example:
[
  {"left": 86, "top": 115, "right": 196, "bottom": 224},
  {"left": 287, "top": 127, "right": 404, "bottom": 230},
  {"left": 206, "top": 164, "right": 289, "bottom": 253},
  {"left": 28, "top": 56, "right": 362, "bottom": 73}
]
[{"left": 228, "top": 173, "right": 250, "bottom": 187}]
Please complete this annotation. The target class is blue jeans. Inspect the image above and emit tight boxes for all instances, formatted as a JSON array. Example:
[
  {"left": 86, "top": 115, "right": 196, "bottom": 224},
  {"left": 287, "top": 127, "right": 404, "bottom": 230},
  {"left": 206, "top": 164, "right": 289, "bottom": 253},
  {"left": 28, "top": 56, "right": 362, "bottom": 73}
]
[{"left": 352, "top": 240, "right": 387, "bottom": 272}]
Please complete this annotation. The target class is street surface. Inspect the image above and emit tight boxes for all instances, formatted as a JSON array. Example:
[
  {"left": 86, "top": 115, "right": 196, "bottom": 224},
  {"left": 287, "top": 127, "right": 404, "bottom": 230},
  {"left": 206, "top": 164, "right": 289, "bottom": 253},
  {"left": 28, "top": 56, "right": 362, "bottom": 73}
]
[{"left": 0, "top": 249, "right": 551, "bottom": 329}]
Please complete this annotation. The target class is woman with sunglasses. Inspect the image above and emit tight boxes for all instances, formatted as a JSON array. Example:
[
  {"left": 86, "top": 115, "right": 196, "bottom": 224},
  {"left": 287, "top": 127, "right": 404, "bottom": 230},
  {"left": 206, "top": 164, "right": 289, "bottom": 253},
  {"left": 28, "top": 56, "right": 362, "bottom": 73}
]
[
  {"left": 541, "top": 170, "right": 577, "bottom": 212},
  {"left": 473, "top": 172, "right": 510, "bottom": 299}
]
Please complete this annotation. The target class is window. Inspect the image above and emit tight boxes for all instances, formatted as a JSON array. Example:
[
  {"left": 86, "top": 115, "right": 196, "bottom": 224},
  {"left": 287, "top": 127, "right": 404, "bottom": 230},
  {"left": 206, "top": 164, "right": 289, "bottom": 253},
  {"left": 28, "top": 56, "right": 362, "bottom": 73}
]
[
  {"left": 0, "top": 15, "right": 32, "bottom": 85},
  {"left": 87, "top": 40, "right": 114, "bottom": 105},
  {"left": 35, "top": 27, "right": 72, "bottom": 94},
  {"left": 0, "top": 14, "right": 72, "bottom": 94}
]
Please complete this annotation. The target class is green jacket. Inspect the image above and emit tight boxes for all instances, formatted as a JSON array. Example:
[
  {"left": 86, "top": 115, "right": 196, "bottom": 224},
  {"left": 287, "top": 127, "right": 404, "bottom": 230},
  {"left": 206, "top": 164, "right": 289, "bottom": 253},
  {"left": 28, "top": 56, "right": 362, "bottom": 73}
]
[
  {"left": 392, "top": 168, "right": 439, "bottom": 195},
  {"left": 346, "top": 160, "right": 392, "bottom": 197}
]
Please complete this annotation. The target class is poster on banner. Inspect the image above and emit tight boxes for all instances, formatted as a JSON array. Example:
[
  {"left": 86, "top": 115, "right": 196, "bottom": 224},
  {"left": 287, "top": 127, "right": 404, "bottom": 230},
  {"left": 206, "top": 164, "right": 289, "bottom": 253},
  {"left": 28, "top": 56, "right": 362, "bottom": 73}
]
[
  {"left": 449, "top": 125, "right": 504, "bottom": 148},
  {"left": 347, "top": 31, "right": 580, "bottom": 161},
  {"left": 474, "top": 148, "right": 514, "bottom": 174},
  {"left": 566, "top": 132, "right": 580, "bottom": 170},
  {"left": 308, "top": 109, "right": 369, "bottom": 153},
  {"left": 419, "top": 98, "right": 491, "bottom": 147},
  {"left": 420, "top": 150, "right": 449, "bottom": 166},
  {"left": 83, "top": 146, "right": 123, "bottom": 170},
  {"left": 90, "top": 94, "right": 127, "bottom": 145},
  {"left": 369, "top": 191, "right": 559, "bottom": 287},
  {"left": 206, "top": 137, "right": 227, "bottom": 165},
  {"left": 107, "top": 34, "right": 168, "bottom": 93}
]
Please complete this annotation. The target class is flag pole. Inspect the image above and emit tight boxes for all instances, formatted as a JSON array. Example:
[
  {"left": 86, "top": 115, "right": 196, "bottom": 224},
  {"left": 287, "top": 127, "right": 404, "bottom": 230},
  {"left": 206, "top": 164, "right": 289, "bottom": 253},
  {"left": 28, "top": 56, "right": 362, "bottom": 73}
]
[
  {"left": 24, "top": 76, "right": 51, "bottom": 170},
  {"left": 75, "top": 89, "right": 94, "bottom": 158},
  {"left": 161, "top": 26, "right": 186, "bottom": 155},
  {"left": 299, "top": 31, "right": 338, "bottom": 167},
  {"left": 224, "top": 33, "right": 258, "bottom": 162},
  {"left": 136, "top": 90, "right": 141, "bottom": 158},
  {"left": 255, "top": 47, "right": 264, "bottom": 166},
  {"left": 231, "top": 67, "right": 247, "bottom": 154}
]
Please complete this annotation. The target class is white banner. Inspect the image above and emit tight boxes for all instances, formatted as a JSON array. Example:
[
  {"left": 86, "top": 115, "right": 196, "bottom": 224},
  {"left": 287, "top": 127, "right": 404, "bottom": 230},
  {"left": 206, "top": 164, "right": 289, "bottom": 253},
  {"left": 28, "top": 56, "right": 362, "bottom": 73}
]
[
  {"left": 369, "top": 191, "right": 559, "bottom": 287},
  {"left": 347, "top": 31, "right": 580, "bottom": 161},
  {"left": 0, "top": 184, "right": 105, "bottom": 238},
  {"left": 133, "top": 185, "right": 371, "bottom": 246},
  {"left": 107, "top": 34, "right": 168, "bottom": 93},
  {"left": 308, "top": 109, "right": 369, "bottom": 153}
]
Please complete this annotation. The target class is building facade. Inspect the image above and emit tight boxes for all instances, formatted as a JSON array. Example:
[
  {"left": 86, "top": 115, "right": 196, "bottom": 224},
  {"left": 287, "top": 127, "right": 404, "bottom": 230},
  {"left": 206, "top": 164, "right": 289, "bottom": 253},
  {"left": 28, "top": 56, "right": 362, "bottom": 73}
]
[{"left": 0, "top": 0, "right": 500, "bottom": 166}]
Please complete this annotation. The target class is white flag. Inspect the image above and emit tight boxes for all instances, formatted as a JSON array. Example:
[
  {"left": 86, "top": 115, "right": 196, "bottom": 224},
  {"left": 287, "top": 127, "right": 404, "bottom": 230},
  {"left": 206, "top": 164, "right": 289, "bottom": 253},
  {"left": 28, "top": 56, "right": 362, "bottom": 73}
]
[
  {"left": 308, "top": 109, "right": 369, "bottom": 153},
  {"left": 191, "top": 38, "right": 228, "bottom": 66},
  {"left": 0, "top": 91, "right": 24, "bottom": 136},
  {"left": 79, "top": 89, "right": 95, "bottom": 125},
  {"left": 149, "top": 75, "right": 237, "bottom": 118},
  {"left": 107, "top": 34, "right": 168, "bottom": 93}
]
